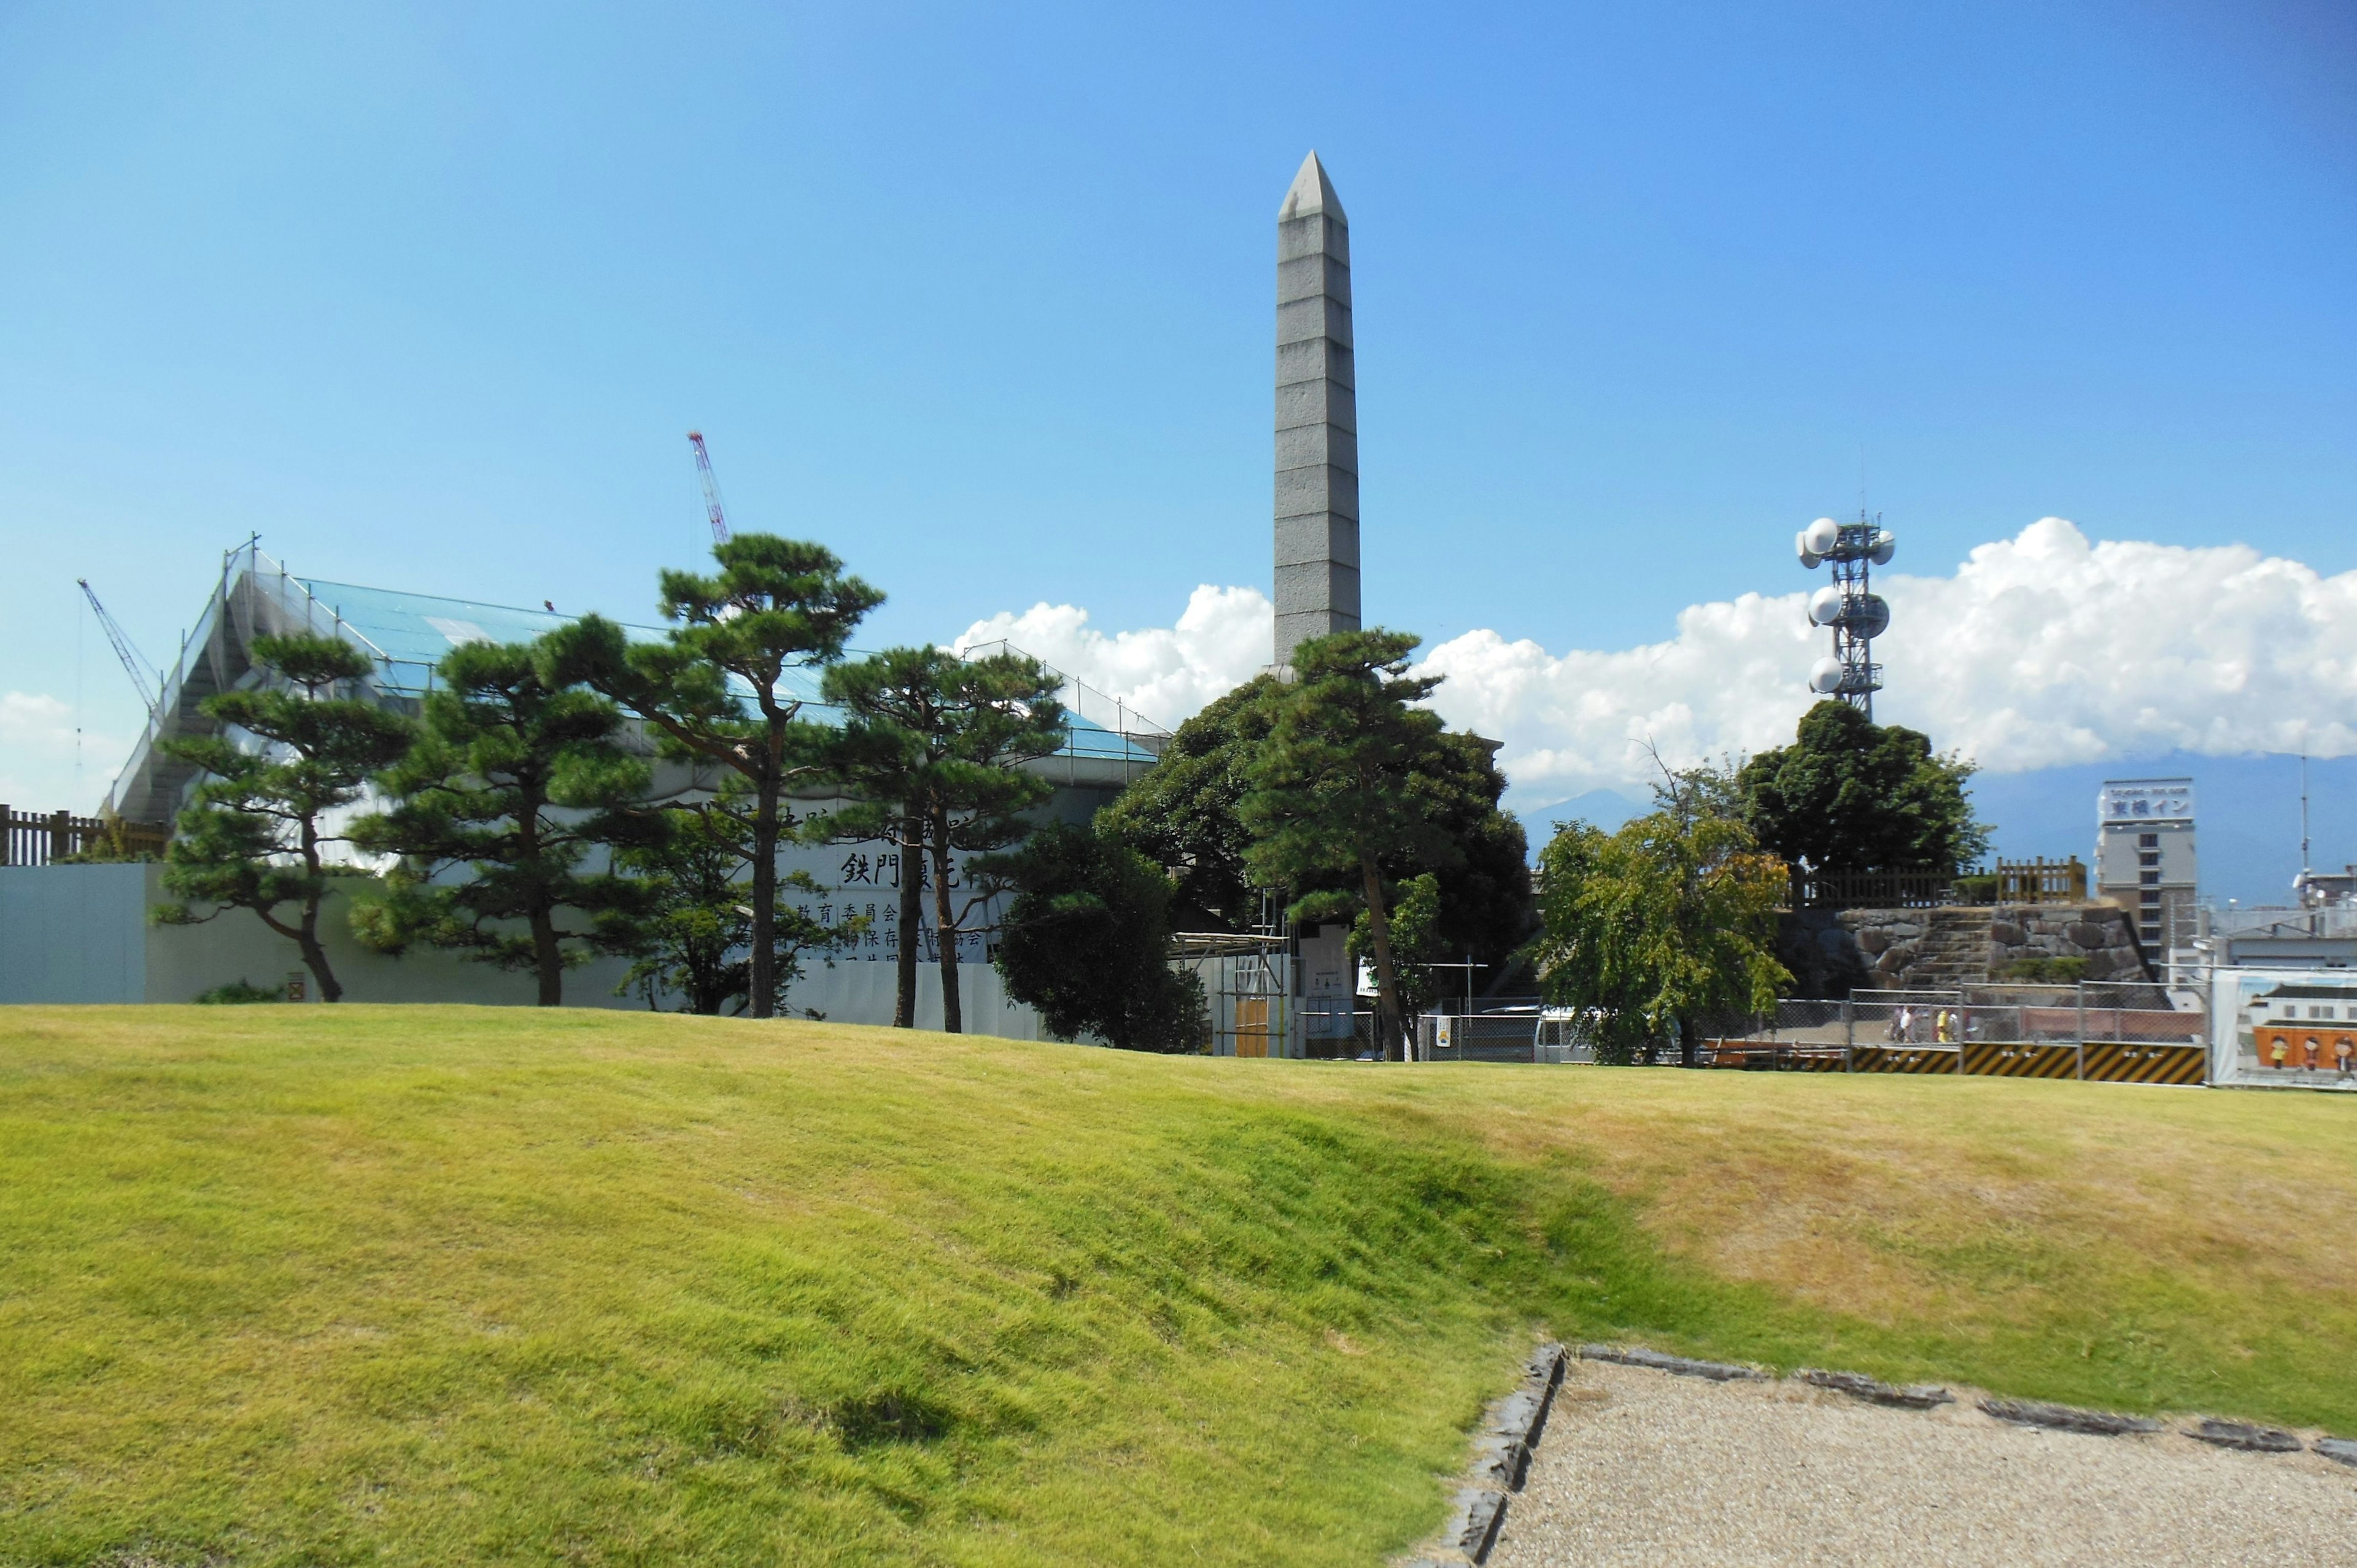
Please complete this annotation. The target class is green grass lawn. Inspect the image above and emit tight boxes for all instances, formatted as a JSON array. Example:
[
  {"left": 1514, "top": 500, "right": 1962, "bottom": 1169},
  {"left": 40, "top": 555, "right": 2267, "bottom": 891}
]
[{"left": 3, "top": 1007, "right": 2354, "bottom": 1566}]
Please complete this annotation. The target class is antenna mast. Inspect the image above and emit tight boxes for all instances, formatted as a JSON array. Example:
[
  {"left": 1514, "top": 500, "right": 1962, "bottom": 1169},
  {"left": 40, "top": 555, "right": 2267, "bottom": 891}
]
[
  {"left": 687, "top": 430, "right": 730, "bottom": 544},
  {"left": 1795, "top": 511, "right": 1895, "bottom": 719},
  {"left": 76, "top": 579, "right": 164, "bottom": 723}
]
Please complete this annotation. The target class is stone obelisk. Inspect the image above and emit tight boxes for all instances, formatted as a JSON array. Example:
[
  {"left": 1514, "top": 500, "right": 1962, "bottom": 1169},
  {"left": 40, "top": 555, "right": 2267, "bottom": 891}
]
[{"left": 1274, "top": 150, "right": 1360, "bottom": 668}]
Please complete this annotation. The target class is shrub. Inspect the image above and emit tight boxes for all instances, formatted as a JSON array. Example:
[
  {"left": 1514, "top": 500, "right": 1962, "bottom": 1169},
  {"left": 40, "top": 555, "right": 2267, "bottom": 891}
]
[
  {"left": 195, "top": 979, "right": 287, "bottom": 1005},
  {"left": 1999, "top": 956, "right": 2089, "bottom": 983}
]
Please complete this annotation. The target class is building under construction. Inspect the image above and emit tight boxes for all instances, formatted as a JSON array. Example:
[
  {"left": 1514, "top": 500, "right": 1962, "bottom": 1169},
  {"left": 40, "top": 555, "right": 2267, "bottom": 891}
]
[{"left": 3, "top": 542, "right": 1166, "bottom": 1027}]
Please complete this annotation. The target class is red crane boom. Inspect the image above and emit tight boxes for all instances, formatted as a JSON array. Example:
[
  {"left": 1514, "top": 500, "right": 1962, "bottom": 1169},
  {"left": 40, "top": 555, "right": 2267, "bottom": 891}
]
[{"left": 687, "top": 430, "right": 730, "bottom": 544}]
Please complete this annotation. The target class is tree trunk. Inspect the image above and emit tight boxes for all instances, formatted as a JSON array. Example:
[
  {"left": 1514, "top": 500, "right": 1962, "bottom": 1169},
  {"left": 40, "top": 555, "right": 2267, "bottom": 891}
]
[
  {"left": 892, "top": 810, "right": 923, "bottom": 1028},
  {"left": 296, "top": 819, "right": 344, "bottom": 1002},
  {"left": 532, "top": 907, "right": 563, "bottom": 1006},
  {"left": 929, "top": 807, "right": 962, "bottom": 1033},
  {"left": 1360, "top": 857, "right": 1406, "bottom": 1061},
  {"left": 522, "top": 780, "right": 562, "bottom": 1006},
  {"left": 749, "top": 770, "right": 778, "bottom": 1018}
]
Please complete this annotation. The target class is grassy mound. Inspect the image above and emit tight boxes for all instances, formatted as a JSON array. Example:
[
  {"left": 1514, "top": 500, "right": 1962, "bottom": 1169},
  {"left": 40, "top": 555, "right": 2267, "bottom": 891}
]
[{"left": 3, "top": 1008, "right": 2353, "bottom": 1565}]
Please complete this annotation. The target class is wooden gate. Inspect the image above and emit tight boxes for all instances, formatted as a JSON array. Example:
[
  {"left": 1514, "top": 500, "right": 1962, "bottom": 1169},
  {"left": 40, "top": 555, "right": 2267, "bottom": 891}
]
[{"left": 1234, "top": 998, "right": 1272, "bottom": 1059}]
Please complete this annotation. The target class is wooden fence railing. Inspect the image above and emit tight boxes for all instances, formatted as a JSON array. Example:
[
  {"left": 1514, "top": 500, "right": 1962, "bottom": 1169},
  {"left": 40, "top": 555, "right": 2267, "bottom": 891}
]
[
  {"left": 1787, "top": 870, "right": 1955, "bottom": 910},
  {"left": 0, "top": 807, "right": 170, "bottom": 867},
  {"left": 1993, "top": 856, "right": 2088, "bottom": 905}
]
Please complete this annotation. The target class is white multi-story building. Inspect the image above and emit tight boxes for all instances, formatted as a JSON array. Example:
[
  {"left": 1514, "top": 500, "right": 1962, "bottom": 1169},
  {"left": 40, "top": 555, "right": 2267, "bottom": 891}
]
[{"left": 2094, "top": 778, "right": 2196, "bottom": 954}]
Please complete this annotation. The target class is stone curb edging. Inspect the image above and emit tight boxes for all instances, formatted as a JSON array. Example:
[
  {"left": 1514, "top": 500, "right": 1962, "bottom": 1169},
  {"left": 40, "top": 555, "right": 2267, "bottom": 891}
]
[
  {"left": 1576, "top": 1343, "right": 1765, "bottom": 1382},
  {"left": 2183, "top": 1417, "right": 2302, "bottom": 1453},
  {"left": 1979, "top": 1396, "right": 2164, "bottom": 1436},
  {"left": 1798, "top": 1367, "right": 1955, "bottom": 1409},
  {"left": 1400, "top": 1343, "right": 1568, "bottom": 1567},
  {"left": 2316, "top": 1437, "right": 2357, "bottom": 1467}
]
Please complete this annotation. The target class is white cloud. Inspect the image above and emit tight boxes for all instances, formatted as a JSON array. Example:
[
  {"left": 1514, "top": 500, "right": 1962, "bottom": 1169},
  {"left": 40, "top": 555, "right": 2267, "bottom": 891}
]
[
  {"left": 0, "top": 692, "right": 120, "bottom": 810},
  {"left": 959, "top": 519, "right": 2357, "bottom": 799},
  {"left": 953, "top": 584, "right": 1274, "bottom": 731}
]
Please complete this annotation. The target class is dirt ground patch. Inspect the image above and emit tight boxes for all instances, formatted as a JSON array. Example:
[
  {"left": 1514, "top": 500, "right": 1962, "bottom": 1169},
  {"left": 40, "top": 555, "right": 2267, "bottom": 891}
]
[{"left": 1491, "top": 1359, "right": 2357, "bottom": 1567}]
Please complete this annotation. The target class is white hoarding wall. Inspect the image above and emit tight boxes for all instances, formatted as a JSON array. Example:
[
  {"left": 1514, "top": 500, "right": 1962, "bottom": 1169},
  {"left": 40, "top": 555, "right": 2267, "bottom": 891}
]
[
  {"left": 2211, "top": 967, "right": 2357, "bottom": 1089},
  {"left": 1, "top": 830, "right": 1049, "bottom": 1038},
  {"left": 780, "top": 803, "right": 1005, "bottom": 976}
]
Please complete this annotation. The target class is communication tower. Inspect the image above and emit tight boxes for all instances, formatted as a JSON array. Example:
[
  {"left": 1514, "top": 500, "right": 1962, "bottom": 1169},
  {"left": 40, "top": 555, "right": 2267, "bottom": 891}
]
[{"left": 1795, "top": 512, "right": 1894, "bottom": 718}]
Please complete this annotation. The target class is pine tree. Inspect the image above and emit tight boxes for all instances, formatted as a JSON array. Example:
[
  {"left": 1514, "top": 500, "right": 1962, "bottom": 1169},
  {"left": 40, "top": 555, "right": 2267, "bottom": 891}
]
[
  {"left": 1240, "top": 630, "right": 1456, "bottom": 1060},
  {"left": 612, "top": 779, "right": 863, "bottom": 1015},
  {"left": 155, "top": 633, "right": 414, "bottom": 1002},
  {"left": 348, "top": 637, "right": 659, "bottom": 1006},
  {"left": 821, "top": 647, "right": 959, "bottom": 1029},
  {"left": 545, "top": 535, "right": 881, "bottom": 1019},
  {"left": 924, "top": 652, "right": 1067, "bottom": 1032},
  {"left": 822, "top": 647, "right": 1066, "bottom": 1032}
]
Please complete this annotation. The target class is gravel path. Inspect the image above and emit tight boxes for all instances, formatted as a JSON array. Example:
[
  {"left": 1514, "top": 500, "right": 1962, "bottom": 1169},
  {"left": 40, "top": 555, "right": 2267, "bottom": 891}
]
[{"left": 1487, "top": 1361, "right": 2357, "bottom": 1567}]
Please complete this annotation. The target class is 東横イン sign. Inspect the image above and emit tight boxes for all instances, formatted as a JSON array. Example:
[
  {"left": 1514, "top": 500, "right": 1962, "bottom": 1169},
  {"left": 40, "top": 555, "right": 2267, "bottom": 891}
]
[{"left": 2098, "top": 778, "right": 2194, "bottom": 824}]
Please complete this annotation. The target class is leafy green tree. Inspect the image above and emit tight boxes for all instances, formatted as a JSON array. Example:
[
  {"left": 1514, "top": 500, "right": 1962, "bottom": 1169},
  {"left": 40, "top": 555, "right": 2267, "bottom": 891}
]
[
  {"left": 348, "top": 638, "right": 659, "bottom": 1006},
  {"left": 545, "top": 534, "right": 882, "bottom": 1019},
  {"left": 154, "top": 633, "right": 415, "bottom": 1003},
  {"left": 1407, "top": 732, "right": 1533, "bottom": 986},
  {"left": 1736, "top": 701, "right": 1989, "bottom": 873},
  {"left": 1094, "top": 674, "right": 1285, "bottom": 932},
  {"left": 1349, "top": 871, "right": 1445, "bottom": 1017},
  {"left": 1533, "top": 810, "right": 1790, "bottom": 1064},
  {"left": 1099, "top": 681, "right": 1532, "bottom": 986},
  {"left": 990, "top": 822, "right": 1209, "bottom": 1052},
  {"left": 613, "top": 785, "right": 862, "bottom": 1015},
  {"left": 1241, "top": 629, "right": 1457, "bottom": 1060},
  {"left": 824, "top": 648, "right": 1067, "bottom": 1032}
]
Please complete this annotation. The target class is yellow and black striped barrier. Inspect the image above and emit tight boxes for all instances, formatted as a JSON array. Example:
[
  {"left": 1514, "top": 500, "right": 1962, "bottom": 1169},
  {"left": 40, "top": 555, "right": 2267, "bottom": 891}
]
[
  {"left": 2080, "top": 1041, "right": 2207, "bottom": 1085},
  {"left": 1700, "top": 1040, "right": 2208, "bottom": 1083},
  {"left": 1961, "top": 1041, "right": 2081, "bottom": 1079},
  {"left": 1846, "top": 1046, "right": 1959, "bottom": 1074}
]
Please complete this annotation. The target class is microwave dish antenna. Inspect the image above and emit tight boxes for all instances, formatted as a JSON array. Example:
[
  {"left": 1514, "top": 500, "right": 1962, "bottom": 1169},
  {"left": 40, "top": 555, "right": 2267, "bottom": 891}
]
[{"left": 1794, "top": 510, "right": 1893, "bottom": 717}]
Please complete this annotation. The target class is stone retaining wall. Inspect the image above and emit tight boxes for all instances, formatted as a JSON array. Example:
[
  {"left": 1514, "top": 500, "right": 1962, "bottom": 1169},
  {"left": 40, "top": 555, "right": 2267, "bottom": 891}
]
[
  {"left": 1778, "top": 903, "right": 2151, "bottom": 996},
  {"left": 1983, "top": 905, "right": 2150, "bottom": 981}
]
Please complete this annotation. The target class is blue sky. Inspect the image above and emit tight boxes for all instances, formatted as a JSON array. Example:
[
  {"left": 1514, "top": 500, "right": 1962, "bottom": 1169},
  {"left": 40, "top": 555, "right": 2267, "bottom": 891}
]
[{"left": 3, "top": 2, "right": 2353, "bottom": 897}]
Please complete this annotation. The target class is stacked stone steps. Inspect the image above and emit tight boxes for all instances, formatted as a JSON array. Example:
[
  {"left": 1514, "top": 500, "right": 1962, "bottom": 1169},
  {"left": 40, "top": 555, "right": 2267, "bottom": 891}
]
[{"left": 1904, "top": 909, "right": 1997, "bottom": 989}]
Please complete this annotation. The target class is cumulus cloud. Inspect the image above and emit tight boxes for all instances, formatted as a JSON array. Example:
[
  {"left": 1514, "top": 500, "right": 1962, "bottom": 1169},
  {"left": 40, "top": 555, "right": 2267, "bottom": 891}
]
[
  {"left": 953, "top": 584, "right": 1274, "bottom": 730},
  {"left": 960, "top": 519, "right": 2357, "bottom": 799},
  {"left": 0, "top": 691, "right": 110, "bottom": 808}
]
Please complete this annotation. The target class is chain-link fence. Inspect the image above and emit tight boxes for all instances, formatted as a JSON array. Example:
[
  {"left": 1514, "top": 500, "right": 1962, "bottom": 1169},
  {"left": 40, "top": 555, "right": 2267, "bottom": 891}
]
[
  {"left": 1693, "top": 983, "right": 2209, "bottom": 1083},
  {"left": 1407, "top": 1006, "right": 1601, "bottom": 1064}
]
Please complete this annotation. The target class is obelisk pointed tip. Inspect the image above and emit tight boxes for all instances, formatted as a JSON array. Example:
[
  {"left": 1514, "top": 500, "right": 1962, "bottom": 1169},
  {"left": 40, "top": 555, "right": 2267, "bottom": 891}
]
[{"left": 1279, "top": 150, "right": 1345, "bottom": 224}]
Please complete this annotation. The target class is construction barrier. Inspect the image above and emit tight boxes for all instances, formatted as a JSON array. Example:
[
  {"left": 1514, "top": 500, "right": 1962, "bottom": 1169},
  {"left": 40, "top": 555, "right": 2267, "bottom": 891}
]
[
  {"left": 1846, "top": 1046, "right": 1959, "bottom": 1075},
  {"left": 1960, "top": 1041, "right": 2082, "bottom": 1079},
  {"left": 2080, "top": 1041, "right": 2207, "bottom": 1085},
  {"left": 1698, "top": 1042, "right": 1846, "bottom": 1071}
]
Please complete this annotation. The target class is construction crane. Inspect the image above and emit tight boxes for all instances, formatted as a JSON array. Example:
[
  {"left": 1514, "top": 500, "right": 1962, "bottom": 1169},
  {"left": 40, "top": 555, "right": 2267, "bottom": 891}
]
[
  {"left": 687, "top": 430, "right": 730, "bottom": 544},
  {"left": 77, "top": 579, "right": 164, "bottom": 722}
]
